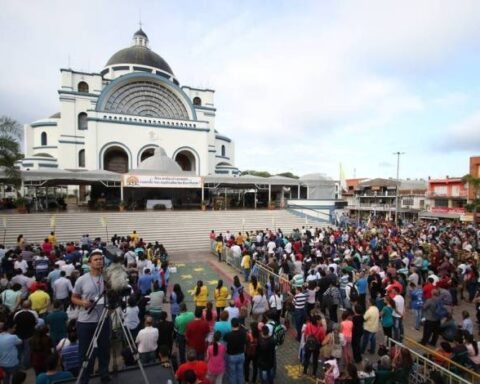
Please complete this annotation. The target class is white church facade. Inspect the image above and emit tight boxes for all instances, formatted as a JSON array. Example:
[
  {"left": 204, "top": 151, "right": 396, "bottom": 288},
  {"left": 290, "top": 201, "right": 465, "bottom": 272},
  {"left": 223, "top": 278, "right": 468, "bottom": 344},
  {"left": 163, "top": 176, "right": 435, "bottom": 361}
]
[{"left": 22, "top": 29, "right": 239, "bottom": 177}]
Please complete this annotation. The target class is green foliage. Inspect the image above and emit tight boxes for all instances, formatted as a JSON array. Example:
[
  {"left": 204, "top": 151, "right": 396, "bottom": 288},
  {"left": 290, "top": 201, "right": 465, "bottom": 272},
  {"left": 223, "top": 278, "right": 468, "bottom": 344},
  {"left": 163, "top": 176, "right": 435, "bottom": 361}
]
[
  {"left": 276, "top": 172, "right": 299, "bottom": 179},
  {"left": 240, "top": 170, "right": 272, "bottom": 178},
  {"left": 0, "top": 116, "right": 24, "bottom": 188},
  {"left": 462, "top": 174, "right": 480, "bottom": 213},
  {"left": 240, "top": 170, "right": 299, "bottom": 179}
]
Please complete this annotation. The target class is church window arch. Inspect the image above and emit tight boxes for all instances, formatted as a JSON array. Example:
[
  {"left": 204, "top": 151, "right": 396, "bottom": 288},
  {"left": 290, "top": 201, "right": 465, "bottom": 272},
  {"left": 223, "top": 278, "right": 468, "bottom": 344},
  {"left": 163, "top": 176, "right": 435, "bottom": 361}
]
[
  {"left": 221, "top": 145, "right": 226, "bottom": 157},
  {"left": 193, "top": 97, "right": 202, "bottom": 106},
  {"left": 78, "top": 149, "right": 85, "bottom": 168},
  {"left": 41, "top": 132, "right": 47, "bottom": 146},
  {"left": 78, "top": 81, "right": 89, "bottom": 93},
  {"left": 78, "top": 112, "right": 88, "bottom": 130}
]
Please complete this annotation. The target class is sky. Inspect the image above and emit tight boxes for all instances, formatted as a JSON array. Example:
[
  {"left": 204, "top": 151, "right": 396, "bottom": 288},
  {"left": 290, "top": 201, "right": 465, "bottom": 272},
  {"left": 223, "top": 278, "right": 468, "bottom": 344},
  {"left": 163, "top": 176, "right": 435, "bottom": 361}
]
[{"left": 1, "top": 0, "right": 480, "bottom": 180}]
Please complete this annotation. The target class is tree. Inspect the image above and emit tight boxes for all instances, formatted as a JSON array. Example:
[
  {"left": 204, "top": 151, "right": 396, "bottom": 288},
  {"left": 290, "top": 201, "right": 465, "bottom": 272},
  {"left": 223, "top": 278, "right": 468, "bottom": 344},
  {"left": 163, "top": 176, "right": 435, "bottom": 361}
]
[
  {"left": 240, "top": 170, "right": 272, "bottom": 178},
  {"left": 276, "top": 172, "right": 299, "bottom": 179},
  {"left": 462, "top": 174, "right": 480, "bottom": 219},
  {"left": 0, "top": 116, "right": 24, "bottom": 188}
]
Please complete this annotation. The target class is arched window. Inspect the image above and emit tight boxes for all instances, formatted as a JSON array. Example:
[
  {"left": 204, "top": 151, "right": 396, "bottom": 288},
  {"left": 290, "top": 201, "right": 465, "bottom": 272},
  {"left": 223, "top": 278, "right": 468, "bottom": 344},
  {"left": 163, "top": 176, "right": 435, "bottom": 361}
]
[
  {"left": 41, "top": 132, "right": 47, "bottom": 146},
  {"left": 78, "top": 81, "right": 89, "bottom": 93},
  {"left": 221, "top": 145, "right": 226, "bottom": 157},
  {"left": 78, "top": 149, "right": 85, "bottom": 168},
  {"left": 193, "top": 97, "right": 202, "bottom": 106},
  {"left": 78, "top": 112, "right": 88, "bottom": 130}
]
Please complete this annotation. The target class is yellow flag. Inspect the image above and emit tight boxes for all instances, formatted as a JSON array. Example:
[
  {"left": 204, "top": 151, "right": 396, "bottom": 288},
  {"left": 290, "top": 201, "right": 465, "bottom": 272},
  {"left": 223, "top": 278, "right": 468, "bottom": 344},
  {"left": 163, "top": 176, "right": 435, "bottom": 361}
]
[
  {"left": 100, "top": 217, "right": 107, "bottom": 228},
  {"left": 50, "top": 215, "right": 56, "bottom": 228}
]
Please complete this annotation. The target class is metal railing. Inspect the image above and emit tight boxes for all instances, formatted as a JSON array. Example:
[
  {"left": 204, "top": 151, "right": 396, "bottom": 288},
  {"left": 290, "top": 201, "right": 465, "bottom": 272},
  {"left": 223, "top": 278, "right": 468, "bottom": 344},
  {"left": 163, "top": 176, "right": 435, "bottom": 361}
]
[
  {"left": 385, "top": 337, "right": 476, "bottom": 384},
  {"left": 402, "top": 336, "right": 480, "bottom": 384},
  {"left": 285, "top": 203, "right": 332, "bottom": 223},
  {"left": 221, "top": 247, "right": 292, "bottom": 296}
]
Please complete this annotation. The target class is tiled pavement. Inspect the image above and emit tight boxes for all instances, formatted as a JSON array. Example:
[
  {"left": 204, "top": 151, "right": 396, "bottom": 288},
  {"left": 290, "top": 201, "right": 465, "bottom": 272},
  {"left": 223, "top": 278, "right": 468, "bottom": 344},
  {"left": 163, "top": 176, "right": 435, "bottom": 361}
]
[{"left": 169, "top": 250, "right": 478, "bottom": 383}]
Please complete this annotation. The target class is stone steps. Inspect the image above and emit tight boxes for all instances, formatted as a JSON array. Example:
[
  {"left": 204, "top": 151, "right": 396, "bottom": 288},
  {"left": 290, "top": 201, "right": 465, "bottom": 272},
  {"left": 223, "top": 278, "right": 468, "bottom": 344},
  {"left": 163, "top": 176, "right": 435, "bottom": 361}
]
[{"left": 2, "top": 209, "right": 316, "bottom": 251}]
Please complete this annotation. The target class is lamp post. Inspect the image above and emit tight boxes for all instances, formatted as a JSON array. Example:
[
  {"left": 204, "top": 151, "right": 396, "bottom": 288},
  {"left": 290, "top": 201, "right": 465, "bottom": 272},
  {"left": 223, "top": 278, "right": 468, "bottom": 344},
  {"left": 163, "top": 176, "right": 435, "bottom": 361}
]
[{"left": 393, "top": 152, "right": 405, "bottom": 226}]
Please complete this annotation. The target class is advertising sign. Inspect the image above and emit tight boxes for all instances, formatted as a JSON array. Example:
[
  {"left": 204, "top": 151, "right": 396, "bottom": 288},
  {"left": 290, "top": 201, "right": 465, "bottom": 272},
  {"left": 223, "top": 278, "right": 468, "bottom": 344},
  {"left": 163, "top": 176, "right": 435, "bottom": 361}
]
[{"left": 123, "top": 174, "right": 202, "bottom": 188}]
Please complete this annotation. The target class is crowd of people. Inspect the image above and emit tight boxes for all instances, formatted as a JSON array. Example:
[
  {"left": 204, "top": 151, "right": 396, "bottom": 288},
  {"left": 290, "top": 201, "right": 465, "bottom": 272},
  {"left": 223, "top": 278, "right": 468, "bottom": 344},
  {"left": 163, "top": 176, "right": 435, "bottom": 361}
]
[
  {"left": 212, "top": 219, "right": 480, "bottom": 383},
  {"left": 0, "top": 218, "right": 479, "bottom": 384}
]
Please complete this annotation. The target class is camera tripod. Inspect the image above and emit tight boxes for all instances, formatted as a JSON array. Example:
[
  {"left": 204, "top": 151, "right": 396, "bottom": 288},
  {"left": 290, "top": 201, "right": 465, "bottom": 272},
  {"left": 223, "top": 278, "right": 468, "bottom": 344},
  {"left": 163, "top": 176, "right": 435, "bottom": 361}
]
[{"left": 75, "top": 295, "right": 150, "bottom": 384}]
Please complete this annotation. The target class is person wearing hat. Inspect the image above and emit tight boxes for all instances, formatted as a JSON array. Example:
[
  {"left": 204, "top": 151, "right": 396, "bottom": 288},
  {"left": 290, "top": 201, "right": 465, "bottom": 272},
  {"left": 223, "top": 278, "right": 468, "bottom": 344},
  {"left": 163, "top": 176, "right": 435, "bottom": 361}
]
[{"left": 71, "top": 249, "right": 111, "bottom": 384}]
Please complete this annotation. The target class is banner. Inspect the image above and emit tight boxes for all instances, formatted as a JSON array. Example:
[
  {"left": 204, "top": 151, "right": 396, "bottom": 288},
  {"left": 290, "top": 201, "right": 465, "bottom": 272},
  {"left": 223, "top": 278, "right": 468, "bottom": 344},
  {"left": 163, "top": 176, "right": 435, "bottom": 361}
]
[
  {"left": 431, "top": 207, "right": 465, "bottom": 214},
  {"left": 123, "top": 174, "right": 202, "bottom": 188}
]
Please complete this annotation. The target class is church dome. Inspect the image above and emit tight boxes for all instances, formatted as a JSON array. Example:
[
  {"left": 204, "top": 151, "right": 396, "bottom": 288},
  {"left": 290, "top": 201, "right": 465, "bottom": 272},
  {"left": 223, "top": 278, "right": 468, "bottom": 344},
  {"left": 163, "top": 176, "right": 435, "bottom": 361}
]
[{"left": 105, "top": 29, "right": 174, "bottom": 76}]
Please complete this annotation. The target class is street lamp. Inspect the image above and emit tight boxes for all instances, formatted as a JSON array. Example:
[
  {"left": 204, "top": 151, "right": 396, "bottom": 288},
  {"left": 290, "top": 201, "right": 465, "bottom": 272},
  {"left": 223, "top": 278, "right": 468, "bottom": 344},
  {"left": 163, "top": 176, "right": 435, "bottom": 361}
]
[{"left": 393, "top": 152, "right": 405, "bottom": 226}]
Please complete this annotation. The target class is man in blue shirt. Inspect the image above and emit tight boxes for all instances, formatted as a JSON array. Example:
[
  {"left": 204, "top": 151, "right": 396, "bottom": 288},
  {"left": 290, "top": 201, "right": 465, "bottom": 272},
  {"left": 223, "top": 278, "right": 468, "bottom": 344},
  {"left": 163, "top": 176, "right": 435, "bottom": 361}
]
[
  {"left": 138, "top": 268, "right": 154, "bottom": 295},
  {"left": 355, "top": 271, "right": 368, "bottom": 310},
  {"left": 0, "top": 320, "right": 22, "bottom": 384}
]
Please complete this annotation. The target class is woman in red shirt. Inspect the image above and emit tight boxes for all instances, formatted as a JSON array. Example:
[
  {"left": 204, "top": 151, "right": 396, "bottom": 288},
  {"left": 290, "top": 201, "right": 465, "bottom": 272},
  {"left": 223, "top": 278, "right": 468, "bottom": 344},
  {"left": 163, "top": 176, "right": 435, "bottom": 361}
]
[{"left": 302, "top": 314, "right": 326, "bottom": 377}]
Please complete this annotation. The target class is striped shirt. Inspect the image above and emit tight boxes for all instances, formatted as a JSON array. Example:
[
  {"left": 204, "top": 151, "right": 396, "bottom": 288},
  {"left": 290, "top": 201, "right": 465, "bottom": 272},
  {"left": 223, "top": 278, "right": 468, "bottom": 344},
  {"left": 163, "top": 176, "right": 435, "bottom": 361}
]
[
  {"left": 293, "top": 292, "right": 307, "bottom": 310},
  {"left": 61, "top": 342, "right": 80, "bottom": 370}
]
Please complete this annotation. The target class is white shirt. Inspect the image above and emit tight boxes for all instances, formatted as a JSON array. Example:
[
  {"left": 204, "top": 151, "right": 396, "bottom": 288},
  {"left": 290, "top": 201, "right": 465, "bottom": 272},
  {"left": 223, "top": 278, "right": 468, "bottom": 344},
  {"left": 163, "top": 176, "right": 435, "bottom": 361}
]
[
  {"left": 225, "top": 306, "right": 239, "bottom": 321},
  {"left": 136, "top": 326, "right": 159, "bottom": 353},
  {"left": 269, "top": 293, "right": 283, "bottom": 310},
  {"left": 53, "top": 277, "right": 73, "bottom": 300},
  {"left": 393, "top": 294, "right": 405, "bottom": 318},
  {"left": 231, "top": 245, "right": 242, "bottom": 258},
  {"left": 61, "top": 264, "right": 75, "bottom": 277},
  {"left": 267, "top": 241, "right": 276, "bottom": 254},
  {"left": 14, "top": 260, "right": 28, "bottom": 274}
]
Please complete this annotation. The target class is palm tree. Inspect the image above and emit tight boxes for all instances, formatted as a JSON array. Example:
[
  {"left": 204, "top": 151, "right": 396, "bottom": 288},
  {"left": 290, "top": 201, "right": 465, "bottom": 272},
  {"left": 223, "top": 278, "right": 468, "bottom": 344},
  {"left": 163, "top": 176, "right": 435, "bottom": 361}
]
[{"left": 0, "top": 116, "right": 24, "bottom": 188}]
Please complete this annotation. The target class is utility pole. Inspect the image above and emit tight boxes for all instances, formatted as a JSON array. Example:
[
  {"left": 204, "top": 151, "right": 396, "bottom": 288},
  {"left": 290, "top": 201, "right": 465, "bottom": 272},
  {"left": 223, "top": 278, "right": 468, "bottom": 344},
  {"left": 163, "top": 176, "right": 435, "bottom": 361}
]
[{"left": 393, "top": 152, "right": 405, "bottom": 226}]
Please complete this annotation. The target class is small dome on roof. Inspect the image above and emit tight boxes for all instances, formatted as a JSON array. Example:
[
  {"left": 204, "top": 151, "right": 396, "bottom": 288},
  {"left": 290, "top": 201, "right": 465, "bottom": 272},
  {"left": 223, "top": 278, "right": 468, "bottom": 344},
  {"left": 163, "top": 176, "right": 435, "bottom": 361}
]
[
  {"left": 105, "top": 29, "right": 174, "bottom": 76},
  {"left": 133, "top": 28, "right": 148, "bottom": 39}
]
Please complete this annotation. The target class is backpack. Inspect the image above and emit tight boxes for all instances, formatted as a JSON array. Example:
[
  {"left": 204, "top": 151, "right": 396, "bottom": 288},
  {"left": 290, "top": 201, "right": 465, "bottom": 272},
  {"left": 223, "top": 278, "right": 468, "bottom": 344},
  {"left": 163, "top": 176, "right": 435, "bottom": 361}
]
[
  {"left": 349, "top": 284, "right": 359, "bottom": 302},
  {"left": 305, "top": 325, "right": 320, "bottom": 351},
  {"left": 268, "top": 320, "right": 286, "bottom": 346},
  {"left": 434, "top": 301, "right": 448, "bottom": 319}
]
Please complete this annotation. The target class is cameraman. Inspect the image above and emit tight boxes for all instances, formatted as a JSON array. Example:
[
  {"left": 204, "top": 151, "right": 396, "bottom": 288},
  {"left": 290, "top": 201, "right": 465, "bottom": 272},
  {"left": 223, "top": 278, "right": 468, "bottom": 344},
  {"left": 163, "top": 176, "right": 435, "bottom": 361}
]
[{"left": 71, "top": 249, "right": 111, "bottom": 383}]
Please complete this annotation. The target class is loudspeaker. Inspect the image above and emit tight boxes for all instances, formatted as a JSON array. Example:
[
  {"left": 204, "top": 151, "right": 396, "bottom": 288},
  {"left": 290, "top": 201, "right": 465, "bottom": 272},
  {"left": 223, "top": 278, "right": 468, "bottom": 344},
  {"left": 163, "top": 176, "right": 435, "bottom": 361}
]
[{"left": 58, "top": 363, "right": 175, "bottom": 384}]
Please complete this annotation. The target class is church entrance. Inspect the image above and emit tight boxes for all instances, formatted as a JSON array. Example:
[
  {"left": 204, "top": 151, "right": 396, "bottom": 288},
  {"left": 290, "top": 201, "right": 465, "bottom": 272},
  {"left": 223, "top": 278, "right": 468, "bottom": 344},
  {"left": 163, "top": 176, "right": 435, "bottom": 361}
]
[{"left": 104, "top": 146, "right": 129, "bottom": 173}]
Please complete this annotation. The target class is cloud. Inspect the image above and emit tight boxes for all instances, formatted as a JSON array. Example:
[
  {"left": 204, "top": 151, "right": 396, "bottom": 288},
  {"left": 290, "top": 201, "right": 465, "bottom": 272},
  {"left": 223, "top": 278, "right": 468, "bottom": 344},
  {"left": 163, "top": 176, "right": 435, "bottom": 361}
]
[
  {"left": 1, "top": 0, "right": 480, "bottom": 179},
  {"left": 442, "top": 111, "right": 480, "bottom": 151}
]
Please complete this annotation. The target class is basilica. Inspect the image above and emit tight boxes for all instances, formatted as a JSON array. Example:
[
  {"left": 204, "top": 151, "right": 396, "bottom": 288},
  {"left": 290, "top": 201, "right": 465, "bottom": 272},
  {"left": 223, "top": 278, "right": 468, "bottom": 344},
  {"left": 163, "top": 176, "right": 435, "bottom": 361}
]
[{"left": 22, "top": 29, "right": 239, "bottom": 177}]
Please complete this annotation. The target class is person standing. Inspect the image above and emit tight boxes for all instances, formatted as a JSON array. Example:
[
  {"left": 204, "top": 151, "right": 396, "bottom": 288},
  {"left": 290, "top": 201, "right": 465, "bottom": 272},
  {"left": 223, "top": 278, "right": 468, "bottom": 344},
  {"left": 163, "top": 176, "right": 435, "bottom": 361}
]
[
  {"left": 175, "top": 303, "right": 195, "bottom": 364},
  {"left": 352, "top": 304, "right": 364, "bottom": 363},
  {"left": 224, "top": 318, "right": 247, "bottom": 384},
  {"left": 420, "top": 289, "right": 442, "bottom": 347},
  {"left": 185, "top": 308, "right": 210, "bottom": 360},
  {"left": 45, "top": 300, "right": 68, "bottom": 346},
  {"left": 53, "top": 271, "right": 73, "bottom": 310},
  {"left": 257, "top": 325, "right": 276, "bottom": 384},
  {"left": 410, "top": 282, "right": 423, "bottom": 331},
  {"left": 214, "top": 280, "right": 229, "bottom": 314},
  {"left": 170, "top": 284, "right": 184, "bottom": 323},
  {"left": 355, "top": 271, "right": 368, "bottom": 310},
  {"left": 70, "top": 249, "right": 111, "bottom": 384},
  {"left": 29, "top": 284, "right": 50, "bottom": 318},
  {"left": 206, "top": 331, "right": 226, "bottom": 384},
  {"left": 380, "top": 297, "right": 394, "bottom": 340},
  {"left": 361, "top": 298, "right": 380, "bottom": 355},
  {"left": 193, "top": 281, "right": 208, "bottom": 312},
  {"left": 0, "top": 320, "right": 22, "bottom": 384},
  {"left": 292, "top": 286, "right": 307, "bottom": 342},
  {"left": 392, "top": 287, "right": 405, "bottom": 342},
  {"left": 240, "top": 253, "right": 251, "bottom": 282},
  {"left": 135, "top": 316, "right": 159, "bottom": 364}
]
